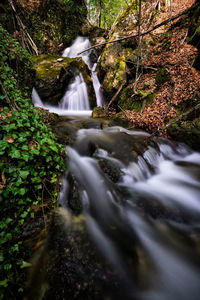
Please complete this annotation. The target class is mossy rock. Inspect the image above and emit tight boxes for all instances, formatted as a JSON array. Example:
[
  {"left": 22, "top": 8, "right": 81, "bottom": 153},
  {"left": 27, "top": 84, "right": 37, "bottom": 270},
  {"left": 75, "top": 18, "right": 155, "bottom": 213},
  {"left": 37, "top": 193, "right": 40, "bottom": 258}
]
[
  {"left": 118, "top": 86, "right": 156, "bottom": 112},
  {"left": 111, "top": 0, "right": 137, "bottom": 33},
  {"left": 32, "top": 55, "right": 75, "bottom": 79},
  {"left": 92, "top": 107, "right": 108, "bottom": 118},
  {"left": 168, "top": 117, "right": 200, "bottom": 151},
  {"left": 111, "top": 112, "right": 131, "bottom": 127},
  {"left": 98, "top": 1, "right": 138, "bottom": 101}
]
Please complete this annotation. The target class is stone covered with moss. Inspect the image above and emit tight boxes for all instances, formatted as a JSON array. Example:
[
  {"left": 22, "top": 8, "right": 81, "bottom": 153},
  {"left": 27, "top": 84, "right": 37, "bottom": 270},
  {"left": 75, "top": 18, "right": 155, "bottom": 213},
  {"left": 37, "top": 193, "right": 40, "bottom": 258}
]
[
  {"left": 168, "top": 117, "right": 200, "bottom": 151},
  {"left": 32, "top": 55, "right": 96, "bottom": 107},
  {"left": 98, "top": 0, "right": 142, "bottom": 107}
]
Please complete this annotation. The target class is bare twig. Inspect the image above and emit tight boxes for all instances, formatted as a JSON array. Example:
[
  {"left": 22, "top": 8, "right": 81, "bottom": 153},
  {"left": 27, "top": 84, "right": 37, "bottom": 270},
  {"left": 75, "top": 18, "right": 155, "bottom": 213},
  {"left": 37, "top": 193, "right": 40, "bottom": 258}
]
[
  {"left": 150, "top": 103, "right": 200, "bottom": 137},
  {"left": 106, "top": 82, "right": 126, "bottom": 109},
  {"left": 8, "top": 0, "right": 38, "bottom": 55},
  {"left": 77, "top": 2, "right": 198, "bottom": 55}
]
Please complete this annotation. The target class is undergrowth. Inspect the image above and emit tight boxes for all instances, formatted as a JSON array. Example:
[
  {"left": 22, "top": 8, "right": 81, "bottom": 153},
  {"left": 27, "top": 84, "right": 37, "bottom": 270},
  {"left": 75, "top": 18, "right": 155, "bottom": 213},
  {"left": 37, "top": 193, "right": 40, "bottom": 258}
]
[{"left": 0, "top": 25, "right": 65, "bottom": 299}]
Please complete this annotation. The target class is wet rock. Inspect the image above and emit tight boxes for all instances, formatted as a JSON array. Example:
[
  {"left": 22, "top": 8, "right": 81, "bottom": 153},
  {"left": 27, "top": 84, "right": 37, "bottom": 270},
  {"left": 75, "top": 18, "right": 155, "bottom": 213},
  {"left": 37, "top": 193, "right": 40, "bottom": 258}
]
[
  {"left": 92, "top": 107, "right": 108, "bottom": 118},
  {"left": 26, "top": 208, "right": 128, "bottom": 300},
  {"left": 167, "top": 117, "right": 200, "bottom": 151},
  {"left": 52, "top": 122, "right": 77, "bottom": 146},
  {"left": 98, "top": 158, "right": 123, "bottom": 183},
  {"left": 111, "top": 112, "right": 131, "bottom": 127}
]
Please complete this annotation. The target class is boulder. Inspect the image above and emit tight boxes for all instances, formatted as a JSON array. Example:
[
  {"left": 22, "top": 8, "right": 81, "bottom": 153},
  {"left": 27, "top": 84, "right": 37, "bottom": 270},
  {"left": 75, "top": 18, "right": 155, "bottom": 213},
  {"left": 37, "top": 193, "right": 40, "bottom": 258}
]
[{"left": 97, "top": 0, "right": 138, "bottom": 101}]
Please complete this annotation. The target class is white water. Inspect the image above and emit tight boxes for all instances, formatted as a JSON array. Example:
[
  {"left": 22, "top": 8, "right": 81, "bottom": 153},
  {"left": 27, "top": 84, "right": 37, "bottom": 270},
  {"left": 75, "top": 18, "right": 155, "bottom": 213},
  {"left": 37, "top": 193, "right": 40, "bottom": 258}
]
[
  {"left": 60, "top": 126, "right": 200, "bottom": 300},
  {"left": 62, "top": 36, "right": 103, "bottom": 108},
  {"left": 32, "top": 87, "right": 92, "bottom": 116},
  {"left": 59, "top": 73, "right": 90, "bottom": 110},
  {"left": 32, "top": 36, "right": 103, "bottom": 115}
]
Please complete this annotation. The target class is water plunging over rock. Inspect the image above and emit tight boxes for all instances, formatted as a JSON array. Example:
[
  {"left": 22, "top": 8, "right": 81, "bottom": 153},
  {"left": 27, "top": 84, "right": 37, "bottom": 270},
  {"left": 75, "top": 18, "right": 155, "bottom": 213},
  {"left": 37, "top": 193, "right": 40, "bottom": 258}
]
[
  {"left": 32, "top": 37, "right": 103, "bottom": 116},
  {"left": 61, "top": 36, "right": 104, "bottom": 109}
]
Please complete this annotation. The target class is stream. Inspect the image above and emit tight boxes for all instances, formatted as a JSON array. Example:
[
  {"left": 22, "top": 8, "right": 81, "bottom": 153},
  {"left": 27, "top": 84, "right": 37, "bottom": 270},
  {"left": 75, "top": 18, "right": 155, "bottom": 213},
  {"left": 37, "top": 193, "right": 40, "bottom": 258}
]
[{"left": 30, "top": 37, "right": 200, "bottom": 300}]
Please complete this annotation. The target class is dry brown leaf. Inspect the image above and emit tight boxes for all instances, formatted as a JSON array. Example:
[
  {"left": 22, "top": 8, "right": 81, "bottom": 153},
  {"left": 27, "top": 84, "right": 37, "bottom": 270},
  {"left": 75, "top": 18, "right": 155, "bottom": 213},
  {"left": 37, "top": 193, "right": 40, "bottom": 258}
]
[
  {"left": 5, "top": 136, "right": 15, "bottom": 143},
  {"left": 1, "top": 173, "right": 6, "bottom": 185}
]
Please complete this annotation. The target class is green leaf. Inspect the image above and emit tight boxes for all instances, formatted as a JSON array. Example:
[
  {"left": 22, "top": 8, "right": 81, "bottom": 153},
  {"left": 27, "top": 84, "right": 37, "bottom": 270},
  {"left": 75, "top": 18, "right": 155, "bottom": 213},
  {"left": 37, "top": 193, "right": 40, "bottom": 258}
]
[
  {"left": 18, "top": 188, "right": 27, "bottom": 196},
  {"left": 20, "top": 261, "right": 32, "bottom": 269},
  {"left": 19, "top": 170, "right": 29, "bottom": 179},
  {"left": 10, "top": 149, "right": 21, "bottom": 159},
  {"left": 49, "top": 145, "right": 58, "bottom": 153},
  {"left": 0, "top": 279, "right": 8, "bottom": 287},
  {"left": 4, "top": 264, "right": 12, "bottom": 271}
]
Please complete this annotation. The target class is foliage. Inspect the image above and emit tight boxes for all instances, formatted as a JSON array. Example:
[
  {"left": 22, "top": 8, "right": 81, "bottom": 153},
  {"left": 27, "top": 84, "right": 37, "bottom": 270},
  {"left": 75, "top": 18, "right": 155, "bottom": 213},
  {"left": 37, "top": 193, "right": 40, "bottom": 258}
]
[
  {"left": 87, "top": 0, "right": 132, "bottom": 29},
  {"left": 0, "top": 25, "right": 65, "bottom": 299}
]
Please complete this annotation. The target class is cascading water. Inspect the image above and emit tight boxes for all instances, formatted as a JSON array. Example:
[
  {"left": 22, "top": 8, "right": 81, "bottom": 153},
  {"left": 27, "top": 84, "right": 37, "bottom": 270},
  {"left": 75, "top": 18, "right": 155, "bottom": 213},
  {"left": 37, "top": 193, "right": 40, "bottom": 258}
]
[
  {"left": 32, "top": 36, "right": 103, "bottom": 115},
  {"left": 61, "top": 36, "right": 103, "bottom": 108},
  {"left": 30, "top": 37, "right": 200, "bottom": 300},
  {"left": 57, "top": 126, "right": 200, "bottom": 300}
]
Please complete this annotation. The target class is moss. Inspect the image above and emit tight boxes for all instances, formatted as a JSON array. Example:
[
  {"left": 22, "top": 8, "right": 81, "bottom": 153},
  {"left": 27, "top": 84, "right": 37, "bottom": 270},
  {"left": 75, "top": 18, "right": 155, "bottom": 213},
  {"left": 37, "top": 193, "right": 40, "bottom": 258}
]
[
  {"left": 111, "top": 112, "right": 130, "bottom": 127},
  {"left": 155, "top": 66, "right": 171, "bottom": 87},
  {"left": 32, "top": 55, "right": 83, "bottom": 79},
  {"left": 114, "top": 0, "right": 137, "bottom": 32},
  {"left": 168, "top": 117, "right": 200, "bottom": 151},
  {"left": 118, "top": 86, "right": 156, "bottom": 112}
]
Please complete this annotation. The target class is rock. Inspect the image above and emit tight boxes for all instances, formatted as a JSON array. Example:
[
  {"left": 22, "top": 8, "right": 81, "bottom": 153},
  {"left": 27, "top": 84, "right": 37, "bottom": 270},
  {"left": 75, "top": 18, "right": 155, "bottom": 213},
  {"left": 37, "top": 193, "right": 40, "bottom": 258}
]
[
  {"left": 92, "top": 107, "right": 108, "bottom": 118},
  {"left": 167, "top": 117, "right": 200, "bottom": 151},
  {"left": 26, "top": 208, "right": 126, "bottom": 300},
  {"left": 97, "top": 1, "right": 138, "bottom": 101},
  {"left": 111, "top": 112, "right": 131, "bottom": 127}
]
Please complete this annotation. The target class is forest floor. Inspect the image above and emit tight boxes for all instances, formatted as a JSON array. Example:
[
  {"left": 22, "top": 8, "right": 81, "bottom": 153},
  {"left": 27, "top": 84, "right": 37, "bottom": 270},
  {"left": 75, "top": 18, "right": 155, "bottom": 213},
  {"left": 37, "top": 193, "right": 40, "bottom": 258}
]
[{"left": 124, "top": 0, "right": 200, "bottom": 135}]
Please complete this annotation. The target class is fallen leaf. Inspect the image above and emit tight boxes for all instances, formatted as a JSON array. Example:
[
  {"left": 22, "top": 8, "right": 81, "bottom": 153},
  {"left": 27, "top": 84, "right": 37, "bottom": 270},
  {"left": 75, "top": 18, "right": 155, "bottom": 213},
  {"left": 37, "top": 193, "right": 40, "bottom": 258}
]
[
  {"left": 1, "top": 173, "right": 6, "bottom": 185},
  {"left": 5, "top": 137, "right": 15, "bottom": 143}
]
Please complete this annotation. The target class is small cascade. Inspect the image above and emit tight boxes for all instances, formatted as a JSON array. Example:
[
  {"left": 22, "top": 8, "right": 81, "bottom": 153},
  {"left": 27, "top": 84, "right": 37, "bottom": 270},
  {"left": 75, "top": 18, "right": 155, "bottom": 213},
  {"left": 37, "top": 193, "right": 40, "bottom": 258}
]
[
  {"left": 61, "top": 36, "right": 103, "bottom": 108},
  {"left": 32, "top": 36, "right": 103, "bottom": 115},
  {"left": 59, "top": 73, "right": 90, "bottom": 110},
  {"left": 58, "top": 126, "right": 200, "bottom": 300}
]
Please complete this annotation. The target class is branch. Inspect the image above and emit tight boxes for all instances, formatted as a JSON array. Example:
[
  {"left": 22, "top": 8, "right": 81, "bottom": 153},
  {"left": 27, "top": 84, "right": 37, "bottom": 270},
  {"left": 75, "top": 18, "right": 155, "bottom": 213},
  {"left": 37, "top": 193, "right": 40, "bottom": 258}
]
[
  {"left": 165, "top": 103, "right": 200, "bottom": 129},
  {"left": 8, "top": 0, "right": 38, "bottom": 55},
  {"left": 77, "top": 2, "right": 198, "bottom": 55},
  {"left": 150, "top": 103, "right": 200, "bottom": 137},
  {"left": 106, "top": 82, "right": 126, "bottom": 109}
]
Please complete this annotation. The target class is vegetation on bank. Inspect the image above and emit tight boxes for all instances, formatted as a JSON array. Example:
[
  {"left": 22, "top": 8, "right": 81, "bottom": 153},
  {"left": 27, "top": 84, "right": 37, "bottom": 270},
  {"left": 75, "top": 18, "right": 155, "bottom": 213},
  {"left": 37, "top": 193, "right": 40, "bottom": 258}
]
[
  {"left": 0, "top": 25, "right": 65, "bottom": 299},
  {"left": 0, "top": 0, "right": 87, "bottom": 54}
]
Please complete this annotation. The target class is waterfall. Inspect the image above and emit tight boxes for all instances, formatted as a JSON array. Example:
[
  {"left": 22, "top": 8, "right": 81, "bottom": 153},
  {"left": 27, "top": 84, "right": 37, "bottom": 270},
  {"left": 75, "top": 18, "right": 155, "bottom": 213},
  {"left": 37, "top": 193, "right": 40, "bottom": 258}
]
[
  {"left": 30, "top": 37, "right": 200, "bottom": 300},
  {"left": 32, "top": 36, "right": 103, "bottom": 116},
  {"left": 61, "top": 36, "right": 103, "bottom": 109},
  {"left": 59, "top": 73, "right": 90, "bottom": 110}
]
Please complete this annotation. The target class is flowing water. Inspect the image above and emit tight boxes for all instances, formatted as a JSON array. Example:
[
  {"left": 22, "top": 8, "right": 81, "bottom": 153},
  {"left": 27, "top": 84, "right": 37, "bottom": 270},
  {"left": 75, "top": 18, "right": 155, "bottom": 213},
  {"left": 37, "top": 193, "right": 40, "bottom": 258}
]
[
  {"left": 30, "top": 38, "right": 200, "bottom": 300},
  {"left": 57, "top": 126, "right": 200, "bottom": 300},
  {"left": 32, "top": 36, "right": 103, "bottom": 115}
]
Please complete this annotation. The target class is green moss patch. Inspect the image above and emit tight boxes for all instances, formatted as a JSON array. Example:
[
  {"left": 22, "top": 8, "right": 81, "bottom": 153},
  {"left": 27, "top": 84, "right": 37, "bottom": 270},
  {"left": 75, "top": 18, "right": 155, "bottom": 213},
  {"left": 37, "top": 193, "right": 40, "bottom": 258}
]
[{"left": 155, "top": 66, "right": 171, "bottom": 87}]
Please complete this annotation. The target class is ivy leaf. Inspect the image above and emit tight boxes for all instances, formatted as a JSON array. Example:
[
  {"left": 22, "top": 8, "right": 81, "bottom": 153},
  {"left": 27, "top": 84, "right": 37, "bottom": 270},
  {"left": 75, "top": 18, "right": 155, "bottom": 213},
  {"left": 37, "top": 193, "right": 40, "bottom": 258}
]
[
  {"left": 0, "top": 279, "right": 8, "bottom": 287},
  {"left": 20, "top": 261, "right": 32, "bottom": 269},
  {"left": 19, "top": 170, "right": 29, "bottom": 179},
  {"left": 10, "top": 150, "right": 21, "bottom": 159}
]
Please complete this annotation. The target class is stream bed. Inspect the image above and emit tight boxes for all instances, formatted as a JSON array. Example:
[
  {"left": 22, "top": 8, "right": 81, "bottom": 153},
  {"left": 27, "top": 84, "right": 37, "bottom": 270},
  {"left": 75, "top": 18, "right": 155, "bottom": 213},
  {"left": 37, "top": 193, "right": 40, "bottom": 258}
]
[{"left": 29, "top": 37, "right": 200, "bottom": 300}]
